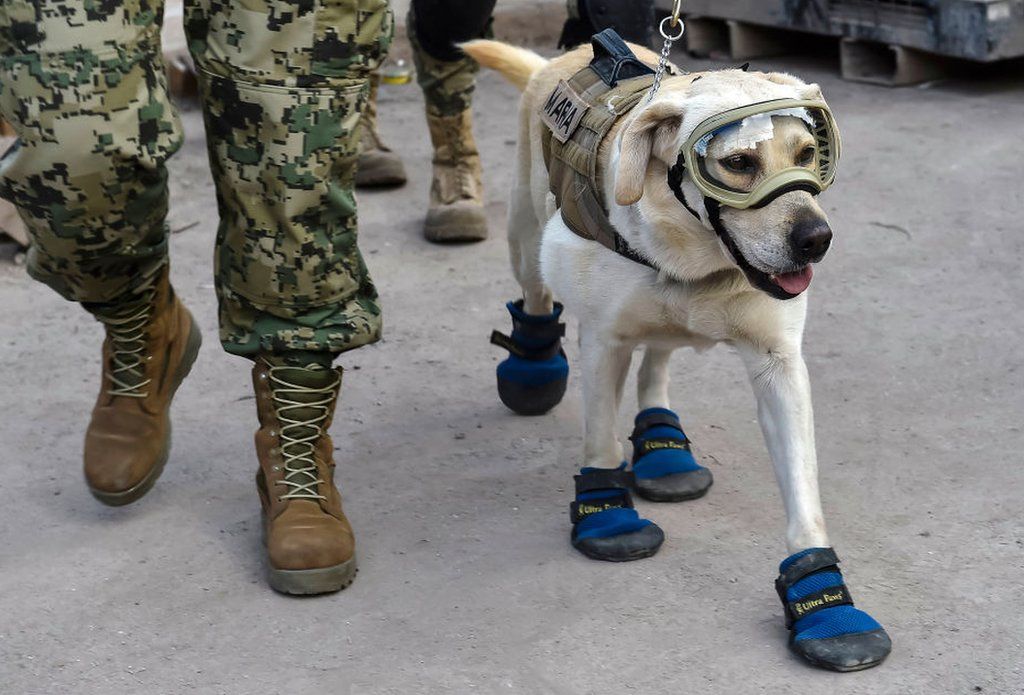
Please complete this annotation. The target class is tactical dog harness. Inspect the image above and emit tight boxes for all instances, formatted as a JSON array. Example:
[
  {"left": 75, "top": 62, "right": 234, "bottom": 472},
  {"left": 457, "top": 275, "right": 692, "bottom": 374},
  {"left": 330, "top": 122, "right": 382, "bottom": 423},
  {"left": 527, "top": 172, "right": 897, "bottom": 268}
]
[{"left": 539, "top": 30, "right": 663, "bottom": 269}]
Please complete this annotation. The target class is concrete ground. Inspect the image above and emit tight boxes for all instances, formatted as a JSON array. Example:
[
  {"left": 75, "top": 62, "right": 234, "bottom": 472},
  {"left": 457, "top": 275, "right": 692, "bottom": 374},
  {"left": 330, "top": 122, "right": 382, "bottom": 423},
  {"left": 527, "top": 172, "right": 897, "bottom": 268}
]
[{"left": 1, "top": 9, "right": 1023, "bottom": 695}]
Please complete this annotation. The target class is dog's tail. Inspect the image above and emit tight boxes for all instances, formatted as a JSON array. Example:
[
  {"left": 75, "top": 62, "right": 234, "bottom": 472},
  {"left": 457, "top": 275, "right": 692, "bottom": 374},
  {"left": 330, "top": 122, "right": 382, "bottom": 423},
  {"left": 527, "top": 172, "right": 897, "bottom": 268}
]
[{"left": 460, "top": 40, "right": 547, "bottom": 92}]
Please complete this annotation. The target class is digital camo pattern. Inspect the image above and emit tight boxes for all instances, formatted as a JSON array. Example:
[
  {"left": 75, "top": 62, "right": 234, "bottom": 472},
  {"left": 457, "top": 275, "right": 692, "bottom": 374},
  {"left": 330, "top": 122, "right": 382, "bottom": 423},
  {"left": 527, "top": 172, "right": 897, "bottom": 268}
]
[
  {"left": 0, "top": 0, "right": 182, "bottom": 303},
  {"left": 407, "top": 3, "right": 484, "bottom": 118},
  {"left": 188, "top": 0, "right": 392, "bottom": 355},
  {"left": 184, "top": 0, "right": 393, "bottom": 87},
  {"left": 0, "top": 0, "right": 392, "bottom": 357}
]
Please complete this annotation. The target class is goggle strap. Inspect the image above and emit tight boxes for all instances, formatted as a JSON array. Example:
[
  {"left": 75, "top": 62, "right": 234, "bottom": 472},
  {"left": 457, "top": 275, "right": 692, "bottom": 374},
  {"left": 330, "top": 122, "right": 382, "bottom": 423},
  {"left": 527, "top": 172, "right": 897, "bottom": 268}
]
[
  {"left": 748, "top": 181, "right": 821, "bottom": 209},
  {"left": 667, "top": 155, "right": 703, "bottom": 221}
]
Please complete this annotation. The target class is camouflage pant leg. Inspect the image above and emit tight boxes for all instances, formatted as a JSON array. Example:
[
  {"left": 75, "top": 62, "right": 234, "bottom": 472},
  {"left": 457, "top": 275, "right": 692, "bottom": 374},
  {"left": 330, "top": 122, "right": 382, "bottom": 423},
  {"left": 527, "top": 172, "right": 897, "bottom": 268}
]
[
  {"left": 184, "top": 0, "right": 392, "bottom": 358},
  {"left": 0, "top": 0, "right": 183, "bottom": 304},
  {"left": 407, "top": 1, "right": 493, "bottom": 117}
]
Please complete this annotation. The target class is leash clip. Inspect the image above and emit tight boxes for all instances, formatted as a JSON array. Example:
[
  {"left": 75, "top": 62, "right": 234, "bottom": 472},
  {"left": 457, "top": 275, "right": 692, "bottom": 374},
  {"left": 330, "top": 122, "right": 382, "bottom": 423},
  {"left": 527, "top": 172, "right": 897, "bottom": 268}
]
[{"left": 646, "top": 2, "right": 685, "bottom": 103}]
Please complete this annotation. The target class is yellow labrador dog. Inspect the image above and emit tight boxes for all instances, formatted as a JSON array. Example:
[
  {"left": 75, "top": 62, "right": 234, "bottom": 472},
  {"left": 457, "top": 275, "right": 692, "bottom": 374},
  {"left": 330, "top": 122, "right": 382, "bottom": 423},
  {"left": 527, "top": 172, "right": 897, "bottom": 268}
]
[{"left": 463, "top": 36, "right": 891, "bottom": 672}]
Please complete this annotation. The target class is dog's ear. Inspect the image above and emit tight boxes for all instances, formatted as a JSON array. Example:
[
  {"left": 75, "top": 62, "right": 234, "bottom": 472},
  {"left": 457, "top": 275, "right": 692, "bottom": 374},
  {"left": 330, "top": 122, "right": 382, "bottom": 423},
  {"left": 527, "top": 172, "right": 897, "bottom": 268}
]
[
  {"left": 614, "top": 98, "right": 687, "bottom": 206},
  {"left": 767, "top": 72, "right": 824, "bottom": 102},
  {"left": 800, "top": 83, "right": 824, "bottom": 101}
]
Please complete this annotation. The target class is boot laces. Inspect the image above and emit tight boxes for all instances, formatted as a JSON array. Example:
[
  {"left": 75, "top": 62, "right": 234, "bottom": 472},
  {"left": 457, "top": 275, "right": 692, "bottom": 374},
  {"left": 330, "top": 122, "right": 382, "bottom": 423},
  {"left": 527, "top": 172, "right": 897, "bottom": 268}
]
[
  {"left": 269, "top": 367, "right": 339, "bottom": 501},
  {"left": 96, "top": 288, "right": 155, "bottom": 399}
]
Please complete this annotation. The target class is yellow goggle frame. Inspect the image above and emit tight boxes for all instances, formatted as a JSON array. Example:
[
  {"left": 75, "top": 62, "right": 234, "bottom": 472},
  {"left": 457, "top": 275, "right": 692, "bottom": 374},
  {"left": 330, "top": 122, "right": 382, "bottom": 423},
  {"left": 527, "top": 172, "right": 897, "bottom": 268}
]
[{"left": 680, "top": 98, "right": 841, "bottom": 210}]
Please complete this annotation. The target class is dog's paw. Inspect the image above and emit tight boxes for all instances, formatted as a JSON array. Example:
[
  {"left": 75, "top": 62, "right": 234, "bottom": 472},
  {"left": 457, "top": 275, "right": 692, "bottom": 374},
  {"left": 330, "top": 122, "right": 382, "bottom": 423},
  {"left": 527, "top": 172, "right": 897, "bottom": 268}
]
[
  {"left": 630, "top": 407, "right": 713, "bottom": 502},
  {"left": 570, "top": 465, "right": 664, "bottom": 562},
  {"left": 777, "top": 547, "right": 892, "bottom": 672},
  {"left": 491, "top": 300, "right": 569, "bottom": 416}
]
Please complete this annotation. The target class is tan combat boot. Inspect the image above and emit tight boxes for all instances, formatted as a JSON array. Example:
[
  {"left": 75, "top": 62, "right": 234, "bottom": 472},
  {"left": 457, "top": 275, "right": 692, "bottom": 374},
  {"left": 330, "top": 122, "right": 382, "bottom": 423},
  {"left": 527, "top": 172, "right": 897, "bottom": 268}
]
[
  {"left": 84, "top": 267, "right": 202, "bottom": 505},
  {"left": 253, "top": 358, "right": 357, "bottom": 595},
  {"left": 424, "top": 109, "right": 488, "bottom": 242},
  {"left": 355, "top": 73, "right": 407, "bottom": 188}
]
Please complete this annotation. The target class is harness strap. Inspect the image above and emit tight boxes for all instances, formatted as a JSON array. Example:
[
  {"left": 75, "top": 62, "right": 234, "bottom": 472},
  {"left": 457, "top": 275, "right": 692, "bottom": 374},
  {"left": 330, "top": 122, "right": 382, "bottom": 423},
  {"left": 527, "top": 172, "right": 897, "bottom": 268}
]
[
  {"left": 589, "top": 28, "right": 656, "bottom": 86},
  {"left": 667, "top": 155, "right": 703, "bottom": 222}
]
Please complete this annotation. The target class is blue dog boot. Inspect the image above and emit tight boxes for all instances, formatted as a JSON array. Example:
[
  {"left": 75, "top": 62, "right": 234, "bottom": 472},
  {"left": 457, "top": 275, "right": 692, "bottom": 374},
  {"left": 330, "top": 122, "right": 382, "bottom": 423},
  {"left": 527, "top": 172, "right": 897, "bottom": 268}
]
[
  {"left": 570, "top": 465, "right": 664, "bottom": 562},
  {"left": 776, "top": 547, "right": 892, "bottom": 672},
  {"left": 490, "top": 300, "right": 568, "bottom": 416},
  {"left": 630, "top": 408, "right": 713, "bottom": 502}
]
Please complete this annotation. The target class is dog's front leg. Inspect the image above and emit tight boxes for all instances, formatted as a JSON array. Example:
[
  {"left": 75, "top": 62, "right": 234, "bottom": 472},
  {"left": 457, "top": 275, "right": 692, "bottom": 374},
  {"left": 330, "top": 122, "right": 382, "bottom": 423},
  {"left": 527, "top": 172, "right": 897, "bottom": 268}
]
[
  {"left": 636, "top": 347, "right": 673, "bottom": 410},
  {"left": 579, "top": 328, "right": 633, "bottom": 468},
  {"left": 739, "top": 345, "right": 828, "bottom": 552},
  {"left": 571, "top": 328, "right": 666, "bottom": 562},
  {"left": 740, "top": 343, "right": 892, "bottom": 670}
]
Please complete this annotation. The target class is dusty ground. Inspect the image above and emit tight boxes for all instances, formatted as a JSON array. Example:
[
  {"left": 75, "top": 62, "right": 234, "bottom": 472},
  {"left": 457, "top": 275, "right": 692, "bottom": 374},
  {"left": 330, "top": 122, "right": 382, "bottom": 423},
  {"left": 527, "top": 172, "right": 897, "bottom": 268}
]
[{"left": 1, "top": 8, "right": 1023, "bottom": 694}]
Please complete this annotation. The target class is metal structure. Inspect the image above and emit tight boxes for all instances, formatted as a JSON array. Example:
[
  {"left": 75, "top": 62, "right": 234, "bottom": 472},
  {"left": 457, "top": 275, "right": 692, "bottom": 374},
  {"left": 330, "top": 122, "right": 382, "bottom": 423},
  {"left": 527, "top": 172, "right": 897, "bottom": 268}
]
[
  {"left": 666, "top": 0, "right": 1024, "bottom": 61},
  {"left": 657, "top": 0, "right": 1024, "bottom": 83},
  {"left": 671, "top": 0, "right": 1024, "bottom": 60}
]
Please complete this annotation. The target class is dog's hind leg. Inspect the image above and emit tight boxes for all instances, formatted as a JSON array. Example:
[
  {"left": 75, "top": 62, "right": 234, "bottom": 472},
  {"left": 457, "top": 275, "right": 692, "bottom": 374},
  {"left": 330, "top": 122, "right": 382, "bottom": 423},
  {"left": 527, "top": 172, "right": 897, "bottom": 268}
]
[
  {"left": 739, "top": 344, "right": 891, "bottom": 671},
  {"left": 490, "top": 114, "right": 568, "bottom": 416},
  {"left": 506, "top": 107, "right": 554, "bottom": 316},
  {"left": 507, "top": 181, "right": 552, "bottom": 315},
  {"left": 630, "top": 346, "right": 714, "bottom": 502}
]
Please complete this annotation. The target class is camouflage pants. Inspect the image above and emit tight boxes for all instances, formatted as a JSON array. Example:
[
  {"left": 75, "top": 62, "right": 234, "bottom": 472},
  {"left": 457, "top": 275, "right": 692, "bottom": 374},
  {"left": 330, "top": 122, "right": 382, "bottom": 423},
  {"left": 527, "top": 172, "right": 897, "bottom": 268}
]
[
  {"left": 407, "top": 0, "right": 494, "bottom": 117},
  {"left": 0, "top": 0, "right": 391, "bottom": 358}
]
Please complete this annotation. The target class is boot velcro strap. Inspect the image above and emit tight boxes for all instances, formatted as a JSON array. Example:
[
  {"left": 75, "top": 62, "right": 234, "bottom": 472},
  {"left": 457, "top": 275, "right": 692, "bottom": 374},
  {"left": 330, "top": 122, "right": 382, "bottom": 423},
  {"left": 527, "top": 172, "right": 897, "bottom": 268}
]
[
  {"left": 574, "top": 468, "right": 634, "bottom": 495},
  {"left": 775, "top": 547, "right": 846, "bottom": 629},
  {"left": 784, "top": 585, "right": 855, "bottom": 626},
  {"left": 630, "top": 411, "right": 683, "bottom": 440},
  {"left": 777, "top": 547, "right": 841, "bottom": 589},
  {"left": 490, "top": 330, "right": 563, "bottom": 361},
  {"left": 570, "top": 490, "right": 633, "bottom": 524},
  {"left": 631, "top": 436, "right": 692, "bottom": 463},
  {"left": 510, "top": 316, "right": 566, "bottom": 344}
]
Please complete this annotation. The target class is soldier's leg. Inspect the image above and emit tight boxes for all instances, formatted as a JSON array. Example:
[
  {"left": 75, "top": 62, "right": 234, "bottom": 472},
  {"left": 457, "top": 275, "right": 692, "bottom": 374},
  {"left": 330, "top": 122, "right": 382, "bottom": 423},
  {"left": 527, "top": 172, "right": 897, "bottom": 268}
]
[
  {"left": 355, "top": 71, "right": 408, "bottom": 189},
  {"left": 0, "top": 0, "right": 201, "bottom": 505},
  {"left": 185, "top": 0, "right": 391, "bottom": 595},
  {"left": 559, "top": 0, "right": 656, "bottom": 49},
  {"left": 408, "top": 0, "right": 496, "bottom": 243}
]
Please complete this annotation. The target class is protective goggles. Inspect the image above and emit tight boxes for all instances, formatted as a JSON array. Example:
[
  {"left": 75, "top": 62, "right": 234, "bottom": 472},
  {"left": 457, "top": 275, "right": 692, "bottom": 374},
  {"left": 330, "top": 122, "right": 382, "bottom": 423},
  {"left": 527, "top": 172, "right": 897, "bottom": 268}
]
[{"left": 678, "top": 99, "right": 841, "bottom": 210}]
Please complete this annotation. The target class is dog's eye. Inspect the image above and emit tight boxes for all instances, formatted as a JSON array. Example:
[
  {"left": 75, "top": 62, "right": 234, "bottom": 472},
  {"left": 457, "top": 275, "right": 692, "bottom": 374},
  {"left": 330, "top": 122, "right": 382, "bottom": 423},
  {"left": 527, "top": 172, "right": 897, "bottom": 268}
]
[
  {"left": 796, "top": 145, "right": 816, "bottom": 166},
  {"left": 721, "top": 154, "right": 756, "bottom": 174}
]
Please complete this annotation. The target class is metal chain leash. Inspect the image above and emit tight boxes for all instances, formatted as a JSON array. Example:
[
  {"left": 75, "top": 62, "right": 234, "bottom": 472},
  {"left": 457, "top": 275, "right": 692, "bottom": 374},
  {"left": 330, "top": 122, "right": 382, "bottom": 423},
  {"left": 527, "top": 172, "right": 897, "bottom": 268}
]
[{"left": 646, "top": 0, "right": 685, "bottom": 103}]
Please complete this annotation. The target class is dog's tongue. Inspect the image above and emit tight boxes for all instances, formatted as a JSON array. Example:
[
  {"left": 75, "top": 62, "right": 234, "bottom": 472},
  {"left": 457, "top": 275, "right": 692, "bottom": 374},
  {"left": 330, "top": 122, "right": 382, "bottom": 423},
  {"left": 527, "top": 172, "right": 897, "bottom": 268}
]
[{"left": 771, "top": 266, "right": 813, "bottom": 295}]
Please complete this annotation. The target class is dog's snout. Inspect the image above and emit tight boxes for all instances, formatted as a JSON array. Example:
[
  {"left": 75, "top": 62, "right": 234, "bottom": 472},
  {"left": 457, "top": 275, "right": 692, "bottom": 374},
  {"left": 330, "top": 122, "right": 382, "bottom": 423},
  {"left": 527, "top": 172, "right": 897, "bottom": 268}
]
[{"left": 790, "top": 217, "right": 833, "bottom": 264}]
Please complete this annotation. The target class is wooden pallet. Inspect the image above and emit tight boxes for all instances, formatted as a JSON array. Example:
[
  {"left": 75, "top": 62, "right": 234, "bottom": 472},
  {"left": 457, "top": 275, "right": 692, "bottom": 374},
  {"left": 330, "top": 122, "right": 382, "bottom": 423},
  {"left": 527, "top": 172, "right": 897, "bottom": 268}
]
[{"left": 683, "top": 14, "right": 955, "bottom": 84}]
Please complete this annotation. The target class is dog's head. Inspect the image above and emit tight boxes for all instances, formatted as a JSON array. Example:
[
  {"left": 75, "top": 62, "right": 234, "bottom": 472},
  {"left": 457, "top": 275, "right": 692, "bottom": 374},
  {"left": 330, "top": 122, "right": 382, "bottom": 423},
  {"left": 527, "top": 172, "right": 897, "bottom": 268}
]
[{"left": 614, "top": 70, "right": 838, "bottom": 299}]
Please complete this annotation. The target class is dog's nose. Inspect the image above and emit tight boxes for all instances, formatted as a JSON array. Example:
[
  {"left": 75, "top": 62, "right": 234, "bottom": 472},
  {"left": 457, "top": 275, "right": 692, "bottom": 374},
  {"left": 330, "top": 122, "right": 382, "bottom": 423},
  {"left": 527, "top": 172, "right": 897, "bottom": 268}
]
[{"left": 790, "top": 218, "right": 833, "bottom": 264}]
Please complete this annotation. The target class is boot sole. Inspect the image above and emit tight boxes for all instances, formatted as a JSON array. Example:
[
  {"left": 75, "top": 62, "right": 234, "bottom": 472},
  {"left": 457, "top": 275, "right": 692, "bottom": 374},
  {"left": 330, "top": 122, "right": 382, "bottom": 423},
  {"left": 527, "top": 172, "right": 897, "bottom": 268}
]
[
  {"left": 259, "top": 508, "right": 359, "bottom": 595},
  {"left": 89, "top": 311, "right": 203, "bottom": 507},
  {"left": 424, "top": 207, "right": 488, "bottom": 243},
  {"left": 268, "top": 556, "right": 359, "bottom": 596},
  {"left": 355, "top": 157, "right": 407, "bottom": 188}
]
